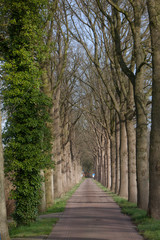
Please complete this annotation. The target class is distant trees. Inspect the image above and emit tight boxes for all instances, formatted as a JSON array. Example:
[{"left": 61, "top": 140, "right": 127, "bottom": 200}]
[
  {"left": 67, "top": 0, "right": 139, "bottom": 202},
  {"left": 66, "top": 0, "right": 159, "bottom": 216},
  {"left": 39, "top": 0, "right": 83, "bottom": 208},
  {"left": 96, "top": 0, "right": 151, "bottom": 210}
]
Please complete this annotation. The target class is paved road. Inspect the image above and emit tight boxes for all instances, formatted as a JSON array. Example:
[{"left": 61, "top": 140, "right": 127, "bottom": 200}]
[{"left": 48, "top": 179, "right": 144, "bottom": 240}]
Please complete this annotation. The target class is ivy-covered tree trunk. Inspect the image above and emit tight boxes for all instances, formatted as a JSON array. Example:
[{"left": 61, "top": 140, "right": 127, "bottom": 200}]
[
  {"left": 39, "top": 170, "right": 46, "bottom": 213},
  {"left": 0, "top": 113, "right": 10, "bottom": 240},
  {"left": 2, "top": 0, "right": 52, "bottom": 225},
  {"left": 147, "top": 0, "right": 160, "bottom": 219}
]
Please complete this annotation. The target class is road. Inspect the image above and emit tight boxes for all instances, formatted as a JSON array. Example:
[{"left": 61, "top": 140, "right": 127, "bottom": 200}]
[{"left": 48, "top": 179, "right": 144, "bottom": 240}]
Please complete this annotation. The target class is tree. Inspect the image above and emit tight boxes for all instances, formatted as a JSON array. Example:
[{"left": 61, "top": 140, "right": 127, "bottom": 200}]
[
  {"left": 96, "top": 0, "right": 151, "bottom": 209},
  {"left": 147, "top": 0, "right": 160, "bottom": 219},
  {"left": 67, "top": 0, "right": 138, "bottom": 201},
  {"left": 1, "top": 0, "right": 52, "bottom": 225},
  {"left": 0, "top": 111, "right": 10, "bottom": 240}
]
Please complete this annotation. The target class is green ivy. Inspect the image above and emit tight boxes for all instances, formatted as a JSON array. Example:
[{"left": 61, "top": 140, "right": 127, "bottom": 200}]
[{"left": 1, "top": 0, "right": 53, "bottom": 225}]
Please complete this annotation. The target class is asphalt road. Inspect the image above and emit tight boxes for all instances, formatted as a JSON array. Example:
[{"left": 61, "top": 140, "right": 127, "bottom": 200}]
[{"left": 47, "top": 178, "right": 144, "bottom": 240}]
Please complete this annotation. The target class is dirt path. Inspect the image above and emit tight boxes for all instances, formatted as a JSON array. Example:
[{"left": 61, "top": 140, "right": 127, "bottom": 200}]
[{"left": 47, "top": 178, "right": 144, "bottom": 240}]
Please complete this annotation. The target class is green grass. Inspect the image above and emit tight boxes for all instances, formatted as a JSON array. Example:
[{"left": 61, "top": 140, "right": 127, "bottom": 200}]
[
  {"left": 95, "top": 180, "right": 160, "bottom": 240},
  {"left": 9, "top": 179, "right": 84, "bottom": 238},
  {"left": 9, "top": 218, "right": 58, "bottom": 238}
]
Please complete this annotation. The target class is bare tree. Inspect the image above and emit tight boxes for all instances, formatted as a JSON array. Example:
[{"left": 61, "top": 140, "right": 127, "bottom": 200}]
[
  {"left": 147, "top": 0, "right": 160, "bottom": 219},
  {"left": 96, "top": 0, "right": 151, "bottom": 209}
]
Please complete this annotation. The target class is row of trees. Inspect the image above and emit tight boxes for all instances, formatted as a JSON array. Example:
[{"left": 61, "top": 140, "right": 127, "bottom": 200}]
[
  {"left": 0, "top": 0, "right": 82, "bottom": 238},
  {"left": 0, "top": 0, "right": 160, "bottom": 238}
]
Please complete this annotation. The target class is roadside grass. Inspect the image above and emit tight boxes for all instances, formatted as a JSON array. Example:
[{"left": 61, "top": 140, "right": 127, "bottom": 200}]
[
  {"left": 95, "top": 181, "right": 160, "bottom": 240},
  {"left": 9, "top": 179, "right": 83, "bottom": 238},
  {"left": 9, "top": 218, "right": 58, "bottom": 238}
]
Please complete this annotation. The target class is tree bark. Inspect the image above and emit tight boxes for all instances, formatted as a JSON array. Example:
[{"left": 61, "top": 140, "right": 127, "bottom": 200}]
[
  {"left": 119, "top": 114, "right": 128, "bottom": 198},
  {"left": 0, "top": 113, "right": 10, "bottom": 240},
  {"left": 107, "top": 137, "right": 111, "bottom": 189},
  {"left": 111, "top": 134, "right": 116, "bottom": 192},
  {"left": 95, "top": 155, "right": 99, "bottom": 181},
  {"left": 147, "top": 0, "right": 160, "bottom": 219},
  {"left": 41, "top": 69, "right": 54, "bottom": 208},
  {"left": 126, "top": 119, "right": 137, "bottom": 203},
  {"left": 39, "top": 170, "right": 46, "bottom": 212},
  {"left": 115, "top": 117, "right": 120, "bottom": 194},
  {"left": 66, "top": 141, "right": 72, "bottom": 190},
  {"left": 53, "top": 86, "right": 63, "bottom": 198},
  {"left": 44, "top": 169, "right": 54, "bottom": 208},
  {"left": 126, "top": 81, "right": 137, "bottom": 203},
  {"left": 101, "top": 134, "right": 106, "bottom": 185}
]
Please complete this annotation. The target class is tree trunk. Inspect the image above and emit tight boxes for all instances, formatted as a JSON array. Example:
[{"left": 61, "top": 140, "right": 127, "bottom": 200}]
[
  {"left": 133, "top": 1, "right": 149, "bottom": 210},
  {"left": 53, "top": 86, "right": 63, "bottom": 198},
  {"left": 104, "top": 141, "right": 108, "bottom": 187},
  {"left": 115, "top": 118, "right": 120, "bottom": 194},
  {"left": 126, "top": 81, "right": 137, "bottom": 203},
  {"left": 101, "top": 134, "right": 105, "bottom": 185},
  {"left": 98, "top": 148, "right": 101, "bottom": 182},
  {"left": 135, "top": 89, "right": 149, "bottom": 209},
  {"left": 111, "top": 134, "right": 116, "bottom": 192},
  {"left": 44, "top": 169, "right": 54, "bottom": 208},
  {"left": 66, "top": 141, "right": 72, "bottom": 190},
  {"left": 135, "top": 93, "right": 149, "bottom": 210},
  {"left": 41, "top": 69, "right": 54, "bottom": 208},
  {"left": 0, "top": 114, "right": 10, "bottom": 240},
  {"left": 119, "top": 114, "right": 128, "bottom": 198},
  {"left": 54, "top": 160, "right": 62, "bottom": 198},
  {"left": 126, "top": 119, "right": 137, "bottom": 203},
  {"left": 62, "top": 151, "right": 67, "bottom": 193},
  {"left": 39, "top": 170, "right": 46, "bottom": 212},
  {"left": 147, "top": 0, "right": 160, "bottom": 219},
  {"left": 95, "top": 156, "right": 99, "bottom": 181},
  {"left": 107, "top": 137, "right": 111, "bottom": 189}
]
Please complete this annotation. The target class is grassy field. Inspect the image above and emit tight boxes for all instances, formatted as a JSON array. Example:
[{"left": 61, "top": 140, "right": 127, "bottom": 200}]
[
  {"left": 95, "top": 181, "right": 160, "bottom": 240},
  {"left": 9, "top": 180, "right": 83, "bottom": 238}
]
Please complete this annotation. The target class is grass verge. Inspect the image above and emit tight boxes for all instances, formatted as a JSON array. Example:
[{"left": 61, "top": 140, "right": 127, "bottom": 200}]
[
  {"left": 9, "top": 179, "right": 84, "bottom": 238},
  {"left": 95, "top": 181, "right": 160, "bottom": 240},
  {"left": 9, "top": 218, "right": 58, "bottom": 238}
]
